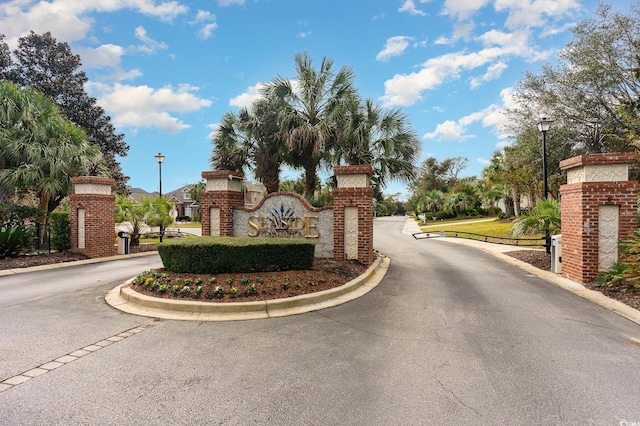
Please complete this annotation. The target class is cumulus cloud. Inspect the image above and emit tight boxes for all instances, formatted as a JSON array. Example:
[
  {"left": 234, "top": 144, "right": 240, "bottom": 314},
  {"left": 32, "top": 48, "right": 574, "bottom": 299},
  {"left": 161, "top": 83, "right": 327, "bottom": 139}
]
[
  {"left": 192, "top": 10, "right": 218, "bottom": 39},
  {"left": 398, "top": 0, "right": 429, "bottom": 16},
  {"left": 376, "top": 36, "right": 413, "bottom": 61},
  {"left": 423, "top": 100, "right": 511, "bottom": 142},
  {"left": 218, "top": 0, "right": 245, "bottom": 6},
  {"left": 132, "top": 26, "right": 168, "bottom": 54},
  {"left": 469, "top": 61, "right": 508, "bottom": 89},
  {"left": 0, "top": 0, "right": 187, "bottom": 46},
  {"left": 441, "top": 0, "right": 490, "bottom": 21},
  {"left": 494, "top": 0, "right": 580, "bottom": 30},
  {"left": 77, "top": 44, "right": 124, "bottom": 69},
  {"left": 90, "top": 82, "right": 212, "bottom": 133},
  {"left": 229, "top": 83, "right": 267, "bottom": 108},
  {"left": 382, "top": 29, "right": 533, "bottom": 106}
]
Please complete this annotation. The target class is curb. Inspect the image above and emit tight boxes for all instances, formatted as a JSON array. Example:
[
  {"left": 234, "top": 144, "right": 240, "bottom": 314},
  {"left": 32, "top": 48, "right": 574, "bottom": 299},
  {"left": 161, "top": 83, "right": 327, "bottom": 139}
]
[
  {"left": 0, "top": 251, "right": 159, "bottom": 277},
  {"left": 105, "top": 254, "right": 390, "bottom": 321}
]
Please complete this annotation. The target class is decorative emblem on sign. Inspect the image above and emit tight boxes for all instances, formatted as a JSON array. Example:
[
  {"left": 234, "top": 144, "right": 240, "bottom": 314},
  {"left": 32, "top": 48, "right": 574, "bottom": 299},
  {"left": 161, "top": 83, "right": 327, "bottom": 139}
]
[{"left": 247, "top": 203, "right": 319, "bottom": 238}]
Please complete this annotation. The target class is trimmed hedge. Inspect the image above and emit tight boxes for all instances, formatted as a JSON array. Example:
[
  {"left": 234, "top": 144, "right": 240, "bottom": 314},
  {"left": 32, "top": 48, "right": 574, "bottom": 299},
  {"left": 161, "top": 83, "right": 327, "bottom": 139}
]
[{"left": 157, "top": 236, "right": 316, "bottom": 274}]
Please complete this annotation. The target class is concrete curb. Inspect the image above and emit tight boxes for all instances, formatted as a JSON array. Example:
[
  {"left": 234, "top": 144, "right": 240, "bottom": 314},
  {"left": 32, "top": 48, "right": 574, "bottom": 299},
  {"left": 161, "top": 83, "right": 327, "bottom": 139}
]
[
  {"left": 105, "top": 254, "right": 390, "bottom": 321},
  {"left": 0, "top": 251, "right": 159, "bottom": 277}
]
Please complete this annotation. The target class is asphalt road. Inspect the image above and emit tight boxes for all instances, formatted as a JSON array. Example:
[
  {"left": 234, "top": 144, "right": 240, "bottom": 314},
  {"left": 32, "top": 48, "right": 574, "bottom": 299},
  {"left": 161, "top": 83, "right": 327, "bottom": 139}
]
[{"left": 1, "top": 216, "right": 640, "bottom": 425}]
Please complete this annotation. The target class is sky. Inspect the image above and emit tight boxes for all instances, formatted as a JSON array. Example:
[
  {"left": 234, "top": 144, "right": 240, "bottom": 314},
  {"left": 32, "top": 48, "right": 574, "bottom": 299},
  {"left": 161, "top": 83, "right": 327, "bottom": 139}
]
[{"left": 0, "top": 0, "right": 632, "bottom": 199}]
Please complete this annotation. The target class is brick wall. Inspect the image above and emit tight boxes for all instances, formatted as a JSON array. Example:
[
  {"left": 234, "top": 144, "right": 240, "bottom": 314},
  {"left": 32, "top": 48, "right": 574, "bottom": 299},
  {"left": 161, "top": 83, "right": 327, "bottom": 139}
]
[
  {"left": 200, "top": 190, "right": 244, "bottom": 236},
  {"left": 559, "top": 153, "right": 639, "bottom": 283},
  {"left": 70, "top": 176, "right": 116, "bottom": 258},
  {"left": 333, "top": 165, "right": 375, "bottom": 266}
]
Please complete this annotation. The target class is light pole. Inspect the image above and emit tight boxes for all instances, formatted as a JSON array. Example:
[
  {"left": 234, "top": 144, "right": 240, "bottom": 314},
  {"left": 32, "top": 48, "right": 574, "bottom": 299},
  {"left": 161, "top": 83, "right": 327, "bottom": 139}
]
[
  {"left": 537, "top": 117, "right": 553, "bottom": 253},
  {"left": 154, "top": 152, "right": 165, "bottom": 242}
]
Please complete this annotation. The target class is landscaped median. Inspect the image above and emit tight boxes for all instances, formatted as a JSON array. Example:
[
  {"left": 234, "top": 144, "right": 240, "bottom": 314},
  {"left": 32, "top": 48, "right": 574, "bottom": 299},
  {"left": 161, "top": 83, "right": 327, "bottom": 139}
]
[{"left": 105, "top": 253, "right": 390, "bottom": 321}]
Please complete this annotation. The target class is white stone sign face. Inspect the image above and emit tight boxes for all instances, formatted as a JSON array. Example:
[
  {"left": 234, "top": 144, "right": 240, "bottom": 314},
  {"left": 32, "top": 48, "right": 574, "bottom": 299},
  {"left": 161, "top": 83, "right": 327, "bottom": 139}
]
[{"left": 233, "top": 194, "right": 334, "bottom": 258}]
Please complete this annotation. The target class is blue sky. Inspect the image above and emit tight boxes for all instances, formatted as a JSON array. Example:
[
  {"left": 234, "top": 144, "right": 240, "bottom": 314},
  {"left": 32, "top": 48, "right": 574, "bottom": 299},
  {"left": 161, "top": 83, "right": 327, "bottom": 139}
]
[{"left": 0, "top": 0, "right": 630, "bottom": 198}]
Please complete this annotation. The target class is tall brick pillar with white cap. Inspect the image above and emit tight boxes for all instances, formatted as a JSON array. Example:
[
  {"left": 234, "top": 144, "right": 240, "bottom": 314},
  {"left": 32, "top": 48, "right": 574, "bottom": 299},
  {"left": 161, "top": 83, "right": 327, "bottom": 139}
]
[
  {"left": 70, "top": 176, "right": 116, "bottom": 258},
  {"left": 200, "top": 170, "right": 245, "bottom": 237},
  {"left": 559, "top": 153, "right": 639, "bottom": 283},
  {"left": 332, "top": 165, "right": 375, "bottom": 266}
]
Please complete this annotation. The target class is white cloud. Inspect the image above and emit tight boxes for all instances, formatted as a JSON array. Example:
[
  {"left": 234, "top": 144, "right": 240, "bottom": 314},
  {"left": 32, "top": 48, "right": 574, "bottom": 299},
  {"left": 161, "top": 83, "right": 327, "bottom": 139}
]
[
  {"left": 218, "top": 0, "right": 245, "bottom": 6},
  {"left": 192, "top": 10, "right": 217, "bottom": 39},
  {"left": 0, "top": 0, "right": 188, "bottom": 47},
  {"left": 376, "top": 36, "right": 413, "bottom": 61},
  {"left": 469, "top": 61, "right": 508, "bottom": 88},
  {"left": 494, "top": 0, "right": 580, "bottom": 30},
  {"left": 398, "top": 0, "right": 429, "bottom": 16},
  {"left": 77, "top": 44, "right": 124, "bottom": 68},
  {"left": 298, "top": 31, "right": 312, "bottom": 39},
  {"left": 423, "top": 120, "right": 470, "bottom": 142},
  {"left": 91, "top": 83, "right": 212, "bottom": 134},
  {"left": 442, "top": 0, "right": 490, "bottom": 21},
  {"left": 423, "top": 102, "right": 509, "bottom": 142},
  {"left": 132, "top": 26, "right": 168, "bottom": 54},
  {"left": 382, "top": 29, "right": 533, "bottom": 106},
  {"left": 477, "top": 156, "right": 491, "bottom": 165},
  {"left": 229, "top": 83, "right": 267, "bottom": 108}
]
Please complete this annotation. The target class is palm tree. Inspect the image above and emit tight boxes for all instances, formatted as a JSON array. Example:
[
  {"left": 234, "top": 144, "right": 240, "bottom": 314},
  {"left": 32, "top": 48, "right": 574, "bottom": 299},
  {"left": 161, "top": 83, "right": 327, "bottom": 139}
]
[
  {"left": 444, "top": 192, "right": 470, "bottom": 217},
  {"left": 241, "top": 94, "right": 287, "bottom": 193},
  {"left": 416, "top": 190, "right": 445, "bottom": 216},
  {"left": 0, "top": 82, "right": 101, "bottom": 246},
  {"left": 332, "top": 97, "right": 420, "bottom": 191},
  {"left": 512, "top": 199, "right": 561, "bottom": 237},
  {"left": 264, "top": 52, "right": 356, "bottom": 197},
  {"left": 209, "top": 111, "right": 249, "bottom": 173}
]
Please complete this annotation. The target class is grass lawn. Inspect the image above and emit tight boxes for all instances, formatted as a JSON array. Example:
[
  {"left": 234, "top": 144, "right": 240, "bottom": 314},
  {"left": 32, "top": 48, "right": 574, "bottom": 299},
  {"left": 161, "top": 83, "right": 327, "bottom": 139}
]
[
  {"left": 417, "top": 217, "right": 545, "bottom": 242},
  {"left": 173, "top": 222, "right": 201, "bottom": 228}
]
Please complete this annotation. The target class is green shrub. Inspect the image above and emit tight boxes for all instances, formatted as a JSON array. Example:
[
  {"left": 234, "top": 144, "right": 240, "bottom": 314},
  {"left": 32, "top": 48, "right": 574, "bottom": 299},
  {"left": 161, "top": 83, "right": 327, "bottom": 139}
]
[
  {"left": 0, "top": 225, "right": 34, "bottom": 258},
  {"left": 50, "top": 212, "right": 71, "bottom": 252},
  {"left": 157, "top": 236, "right": 316, "bottom": 274}
]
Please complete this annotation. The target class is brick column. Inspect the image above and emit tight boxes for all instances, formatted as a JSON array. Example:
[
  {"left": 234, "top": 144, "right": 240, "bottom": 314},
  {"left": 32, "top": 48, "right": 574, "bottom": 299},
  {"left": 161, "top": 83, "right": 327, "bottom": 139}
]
[
  {"left": 70, "top": 176, "right": 116, "bottom": 258},
  {"left": 559, "top": 153, "right": 639, "bottom": 283},
  {"left": 333, "top": 165, "right": 374, "bottom": 266},
  {"left": 200, "top": 171, "right": 245, "bottom": 236}
]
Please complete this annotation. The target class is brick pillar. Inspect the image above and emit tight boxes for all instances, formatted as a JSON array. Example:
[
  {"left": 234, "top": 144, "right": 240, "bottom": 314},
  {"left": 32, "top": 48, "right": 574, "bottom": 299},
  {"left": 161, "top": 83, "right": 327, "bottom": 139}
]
[
  {"left": 200, "top": 171, "right": 245, "bottom": 236},
  {"left": 559, "top": 153, "right": 639, "bottom": 283},
  {"left": 70, "top": 176, "right": 116, "bottom": 258},
  {"left": 333, "top": 165, "right": 374, "bottom": 266}
]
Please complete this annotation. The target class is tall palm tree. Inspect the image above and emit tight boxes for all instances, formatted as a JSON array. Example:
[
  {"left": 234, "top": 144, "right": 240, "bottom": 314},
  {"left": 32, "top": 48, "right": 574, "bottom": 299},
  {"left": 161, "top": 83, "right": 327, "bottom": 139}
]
[
  {"left": 0, "top": 82, "right": 100, "bottom": 245},
  {"left": 416, "top": 190, "right": 445, "bottom": 216},
  {"left": 332, "top": 98, "right": 420, "bottom": 190},
  {"left": 264, "top": 52, "right": 356, "bottom": 197}
]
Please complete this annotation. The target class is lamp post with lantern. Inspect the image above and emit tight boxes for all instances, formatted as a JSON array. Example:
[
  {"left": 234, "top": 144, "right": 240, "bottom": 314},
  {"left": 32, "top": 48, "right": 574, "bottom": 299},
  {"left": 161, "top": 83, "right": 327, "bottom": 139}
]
[{"left": 154, "top": 152, "right": 165, "bottom": 242}]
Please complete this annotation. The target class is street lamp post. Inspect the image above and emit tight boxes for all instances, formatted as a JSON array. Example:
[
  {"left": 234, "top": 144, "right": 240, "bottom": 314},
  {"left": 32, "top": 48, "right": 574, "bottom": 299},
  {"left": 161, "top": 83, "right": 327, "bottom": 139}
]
[
  {"left": 537, "top": 117, "right": 553, "bottom": 253},
  {"left": 154, "top": 152, "right": 165, "bottom": 242}
]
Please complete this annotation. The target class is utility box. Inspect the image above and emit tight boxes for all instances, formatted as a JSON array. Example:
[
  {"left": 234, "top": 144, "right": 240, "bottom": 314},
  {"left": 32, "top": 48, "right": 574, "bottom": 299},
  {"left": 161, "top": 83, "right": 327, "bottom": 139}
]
[
  {"left": 551, "top": 234, "right": 562, "bottom": 274},
  {"left": 117, "top": 231, "right": 130, "bottom": 255}
]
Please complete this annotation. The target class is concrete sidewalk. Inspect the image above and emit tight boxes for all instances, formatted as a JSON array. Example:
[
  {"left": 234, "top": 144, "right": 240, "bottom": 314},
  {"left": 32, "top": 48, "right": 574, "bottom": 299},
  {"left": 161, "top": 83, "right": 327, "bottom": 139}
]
[{"left": 403, "top": 217, "right": 640, "bottom": 326}]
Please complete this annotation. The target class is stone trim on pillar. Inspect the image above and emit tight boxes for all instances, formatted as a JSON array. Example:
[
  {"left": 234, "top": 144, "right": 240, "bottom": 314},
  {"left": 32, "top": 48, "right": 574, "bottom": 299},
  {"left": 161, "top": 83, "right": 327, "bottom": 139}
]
[
  {"left": 559, "top": 153, "right": 639, "bottom": 283},
  {"left": 200, "top": 170, "right": 245, "bottom": 237},
  {"left": 70, "top": 176, "right": 116, "bottom": 259},
  {"left": 333, "top": 165, "right": 375, "bottom": 266}
]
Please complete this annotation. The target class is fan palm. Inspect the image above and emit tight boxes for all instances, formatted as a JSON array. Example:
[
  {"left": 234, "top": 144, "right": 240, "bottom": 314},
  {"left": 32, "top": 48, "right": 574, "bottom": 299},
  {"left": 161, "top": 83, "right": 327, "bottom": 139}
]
[
  {"left": 332, "top": 97, "right": 420, "bottom": 190},
  {"left": 264, "top": 52, "right": 356, "bottom": 197}
]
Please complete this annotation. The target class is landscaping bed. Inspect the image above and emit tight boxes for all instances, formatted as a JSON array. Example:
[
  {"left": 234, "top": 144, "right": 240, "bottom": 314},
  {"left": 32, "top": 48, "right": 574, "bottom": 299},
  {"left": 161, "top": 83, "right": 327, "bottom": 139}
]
[{"left": 129, "top": 258, "right": 368, "bottom": 302}]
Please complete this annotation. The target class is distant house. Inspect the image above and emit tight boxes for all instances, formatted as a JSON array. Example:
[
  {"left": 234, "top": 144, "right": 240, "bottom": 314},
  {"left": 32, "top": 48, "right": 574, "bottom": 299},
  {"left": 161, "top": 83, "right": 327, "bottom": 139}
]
[
  {"left": 164, "top": 185, "right": 199, "bottom": 220},
  {"left": 245, "top": 181, "right": 265, "bottom": 207},
  {"left": 125, "top": 181, "right": 266, "bottom": 221}
]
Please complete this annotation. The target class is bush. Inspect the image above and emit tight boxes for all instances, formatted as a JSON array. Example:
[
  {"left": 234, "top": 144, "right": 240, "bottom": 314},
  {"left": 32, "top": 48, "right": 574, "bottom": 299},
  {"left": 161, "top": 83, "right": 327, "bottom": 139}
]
[
  {"left": 0, "top": 225, "right": 34, "bottom": 258},
  {"left": 157, "top": 236, "right": 316, "bottom": 274},
  {"left": 0, "top": 204, "right": 43, "bottom": 227},
  {"left": 176, "top": 215, "right": 191, "bottom": 222},
  {"left": 50, "top": 212, "right": 71, "bottom": 252},
  {"left": 435, "top": 211, "right": 455, "bottom": 220}
]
